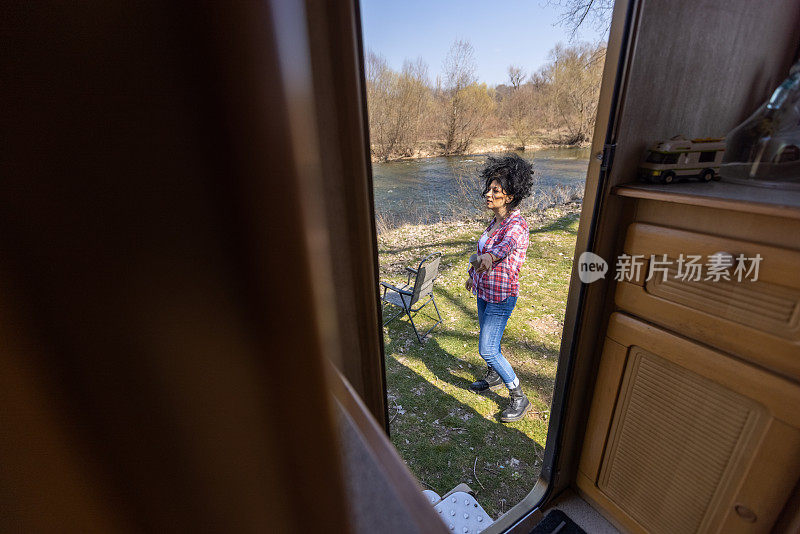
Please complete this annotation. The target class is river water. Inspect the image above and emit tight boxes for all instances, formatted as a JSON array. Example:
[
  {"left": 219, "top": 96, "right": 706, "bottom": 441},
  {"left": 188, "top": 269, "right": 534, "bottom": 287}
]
[{"left": 371, "top": 147, "right": 591, "bottom": 228}]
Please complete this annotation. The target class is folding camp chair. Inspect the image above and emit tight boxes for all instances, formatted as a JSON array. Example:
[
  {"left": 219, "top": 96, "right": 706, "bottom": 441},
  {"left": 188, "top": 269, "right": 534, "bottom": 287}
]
[{"left": 380, "top": 252, "right": 443, "bottom": 343}]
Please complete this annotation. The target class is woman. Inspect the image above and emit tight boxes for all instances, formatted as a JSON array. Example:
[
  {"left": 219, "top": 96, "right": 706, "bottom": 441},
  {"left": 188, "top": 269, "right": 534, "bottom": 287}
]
[{"left": 465, "top": 154, "right": 534, "bottom": 422}]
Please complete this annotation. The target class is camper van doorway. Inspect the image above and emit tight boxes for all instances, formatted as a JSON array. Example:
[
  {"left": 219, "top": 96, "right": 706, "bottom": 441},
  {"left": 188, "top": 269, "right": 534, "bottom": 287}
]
[{"left": 360, "top": 0, "right": 610, "bottom": 520}]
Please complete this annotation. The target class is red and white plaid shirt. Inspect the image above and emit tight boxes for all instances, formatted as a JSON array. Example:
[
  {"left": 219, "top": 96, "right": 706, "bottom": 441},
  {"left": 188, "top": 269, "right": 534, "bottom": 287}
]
[{"left": 469, "top": 209, "right": 529, "bottom": 303}]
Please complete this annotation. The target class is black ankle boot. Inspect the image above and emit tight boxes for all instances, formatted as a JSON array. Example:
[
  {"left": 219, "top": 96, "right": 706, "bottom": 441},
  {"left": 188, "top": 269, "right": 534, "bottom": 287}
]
[
  {"left": 500, "top": 386, "right": 531, "bottom": 422},
  {"left": 469, "top": 366, "right": 503, "bottom": 392}
]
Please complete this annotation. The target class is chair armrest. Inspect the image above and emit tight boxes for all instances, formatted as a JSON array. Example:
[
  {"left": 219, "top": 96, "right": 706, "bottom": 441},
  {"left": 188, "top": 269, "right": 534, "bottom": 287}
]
[
  {"left": 405, "top": 267, "right": 418, "bottom": 284},
  {"left": 380, "top": 281, "right": 412, "bottom": 295}
]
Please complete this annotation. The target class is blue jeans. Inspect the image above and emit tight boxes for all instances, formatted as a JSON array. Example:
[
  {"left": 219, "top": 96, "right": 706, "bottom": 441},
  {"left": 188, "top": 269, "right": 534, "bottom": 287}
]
[{"left": 477, "top": 296, "right": 518, "bottom": 386}]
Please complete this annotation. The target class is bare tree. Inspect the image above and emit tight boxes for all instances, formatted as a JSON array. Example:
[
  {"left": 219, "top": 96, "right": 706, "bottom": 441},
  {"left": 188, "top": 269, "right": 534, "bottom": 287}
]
[
  {"left": 536, "top": 43, "right": 605, "bottom": 144},
  {"left": 365, "top": 51, "right": 393, "bottom": 158},
  {"left": 503, "top": 85, "right": 536, "bottom": 149},
  {"left": 439, "top": 40, "right": 493, "bottom": 154},
  {"left": 548, "top": 0, "right": 614, "bottom": 36},
  {"left": 366, "top": 50, "right": 388, "bottom": 89},
  {"left": 507, "top": 65, "right": 525, "bottom": 90},
  {"left": 395, "top": 58, "right": 431, "bottom": 156},
  {"left": 442, "top": 39, "right": 477, "bottom": 92},
  {"left": 499, "top": 66, "right": 536, "bottom": 149},
  {"left": 364, "top": 51, "right": 431, "bottom": 160}
]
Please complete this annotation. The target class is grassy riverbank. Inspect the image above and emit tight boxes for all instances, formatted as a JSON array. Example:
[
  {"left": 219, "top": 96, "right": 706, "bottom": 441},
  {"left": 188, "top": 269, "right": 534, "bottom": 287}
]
[
  {"left": 371, "top": 133, "right": 591, "bottom": 162},
  {"left": 378, "top": 204, "right": 580, "bottom": 519}
]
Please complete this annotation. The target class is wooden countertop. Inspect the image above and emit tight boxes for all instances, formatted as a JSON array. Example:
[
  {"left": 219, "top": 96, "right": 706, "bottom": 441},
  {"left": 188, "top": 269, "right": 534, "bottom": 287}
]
[{"left": 613, "top": 181, "right": 800, "bottom": 220}]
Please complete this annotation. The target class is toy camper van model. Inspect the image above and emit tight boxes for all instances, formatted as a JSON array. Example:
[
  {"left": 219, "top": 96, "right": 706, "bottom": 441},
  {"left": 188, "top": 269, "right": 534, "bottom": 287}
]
[{"left": 638, "top": 135, "right": 725, "bottom": 183}]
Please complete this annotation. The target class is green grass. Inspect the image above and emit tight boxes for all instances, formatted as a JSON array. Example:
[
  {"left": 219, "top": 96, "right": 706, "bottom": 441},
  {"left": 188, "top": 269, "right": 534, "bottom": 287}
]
[{"left": 377, "top": 207, "right": 580, "bottom": 519}]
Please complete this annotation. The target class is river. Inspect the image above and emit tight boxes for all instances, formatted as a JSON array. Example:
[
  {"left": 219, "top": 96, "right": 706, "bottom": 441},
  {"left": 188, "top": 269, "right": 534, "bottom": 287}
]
[{"left": 371, "top": 147, "right": 590, "bottom": 228}]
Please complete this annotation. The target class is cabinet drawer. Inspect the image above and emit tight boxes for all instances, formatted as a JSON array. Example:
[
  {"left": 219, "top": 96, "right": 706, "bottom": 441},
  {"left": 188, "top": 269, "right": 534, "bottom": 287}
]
[
  {"left": 578, "top": 314, "right": 800, "bottom": 534},
  {"left": 615, "top": 223, "right": 800, "bottom": 380}
]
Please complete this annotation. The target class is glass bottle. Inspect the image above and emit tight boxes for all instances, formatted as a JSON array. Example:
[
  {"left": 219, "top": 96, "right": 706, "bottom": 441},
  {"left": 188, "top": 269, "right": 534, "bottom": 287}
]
[{"left": 720, "top": 60, "right": 800, "bottom": 188}]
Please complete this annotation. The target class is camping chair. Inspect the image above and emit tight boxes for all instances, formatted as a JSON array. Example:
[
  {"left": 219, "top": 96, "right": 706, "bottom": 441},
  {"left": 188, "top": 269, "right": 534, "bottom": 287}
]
[{"left": 380, "top": 252, "right": 443, "bottom": 343}]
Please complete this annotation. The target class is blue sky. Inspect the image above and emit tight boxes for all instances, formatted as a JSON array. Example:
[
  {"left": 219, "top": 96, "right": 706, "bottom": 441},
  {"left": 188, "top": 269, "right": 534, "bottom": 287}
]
[{"left": 360, "top": 0, "right": 607, "bottom": 87}]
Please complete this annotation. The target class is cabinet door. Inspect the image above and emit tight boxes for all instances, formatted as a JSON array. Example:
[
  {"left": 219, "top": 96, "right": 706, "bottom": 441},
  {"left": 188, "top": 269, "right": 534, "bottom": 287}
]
[
  {"left": 616, "top": 223, "right": 800, "bottom": 380},
  {"left": 578, "top": 313, "right": 800, "bottom": 534}
]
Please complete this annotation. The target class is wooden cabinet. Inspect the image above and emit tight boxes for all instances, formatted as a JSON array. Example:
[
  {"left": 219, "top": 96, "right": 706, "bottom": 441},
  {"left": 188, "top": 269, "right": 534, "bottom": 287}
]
[
  {"left": 615, "top": 221, "right": 800, "bottom": 380},
  {"left": 578, "top": 313, "right": 800, "bottom": 534},
  {"left": 576, "top": 181, "right": 800, "bottom": 532}
]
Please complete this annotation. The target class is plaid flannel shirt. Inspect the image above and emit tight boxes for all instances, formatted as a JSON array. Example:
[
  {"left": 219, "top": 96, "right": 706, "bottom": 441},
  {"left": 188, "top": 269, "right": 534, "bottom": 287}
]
[{"left": 469, "top": 209, "right": 529, "bottom": 303}]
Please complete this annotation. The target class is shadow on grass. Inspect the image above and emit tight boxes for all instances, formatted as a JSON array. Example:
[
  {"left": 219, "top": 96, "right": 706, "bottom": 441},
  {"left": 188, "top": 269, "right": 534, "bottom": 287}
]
[
  {"left": 378, "top": 236, "right": 475, "bottom": 256},
  {"left": 378, "top": 246, "right": 474, "bottom": 282},
  {"left": 381, "top": 315, "right": 556, "bottom": 427},
  {"left": 529, "top": 212, "right": 579, "bottom": 235},
  {"left": 435, "top": 285, "right": 478, "bottom": 323},
  {"left": 381, "top": 287, "right": 559, "bottom": 408},
  {"left": 415, "top": 328, "right": 556, "bottom": 413},
  {"left": 382, "top": 334, "right": 547, "bottom": 519},
  {"left": 383, "top": 285, "right": 556, "bottom": 358}
]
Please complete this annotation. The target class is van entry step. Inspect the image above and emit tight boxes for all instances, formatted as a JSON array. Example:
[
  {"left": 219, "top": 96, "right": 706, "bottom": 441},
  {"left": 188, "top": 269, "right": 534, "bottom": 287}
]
[{"left": 423, "top": 484, "right": 494, "bottom": 533}]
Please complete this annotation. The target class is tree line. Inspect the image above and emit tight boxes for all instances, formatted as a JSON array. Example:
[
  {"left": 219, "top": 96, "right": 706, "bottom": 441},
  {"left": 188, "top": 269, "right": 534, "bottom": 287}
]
[{"left": 365, "top": 40, "right": 605, "bottom": 161}]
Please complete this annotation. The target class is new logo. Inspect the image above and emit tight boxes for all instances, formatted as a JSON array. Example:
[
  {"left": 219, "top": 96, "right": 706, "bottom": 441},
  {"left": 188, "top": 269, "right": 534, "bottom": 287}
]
[{"left": 578, "top": 251, "right": 608, "bottom": 283}]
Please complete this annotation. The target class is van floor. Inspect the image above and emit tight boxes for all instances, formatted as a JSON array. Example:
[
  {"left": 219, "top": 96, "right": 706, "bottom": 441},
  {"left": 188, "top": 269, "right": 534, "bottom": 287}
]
[{"left": 536, "top": 490, "right": 619, "bottom": 534}]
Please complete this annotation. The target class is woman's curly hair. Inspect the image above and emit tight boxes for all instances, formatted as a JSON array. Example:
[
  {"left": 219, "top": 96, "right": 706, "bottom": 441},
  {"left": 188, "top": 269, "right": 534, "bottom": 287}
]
[{"left": 480, "top": 153, "right": 534, "bottom": 210}]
